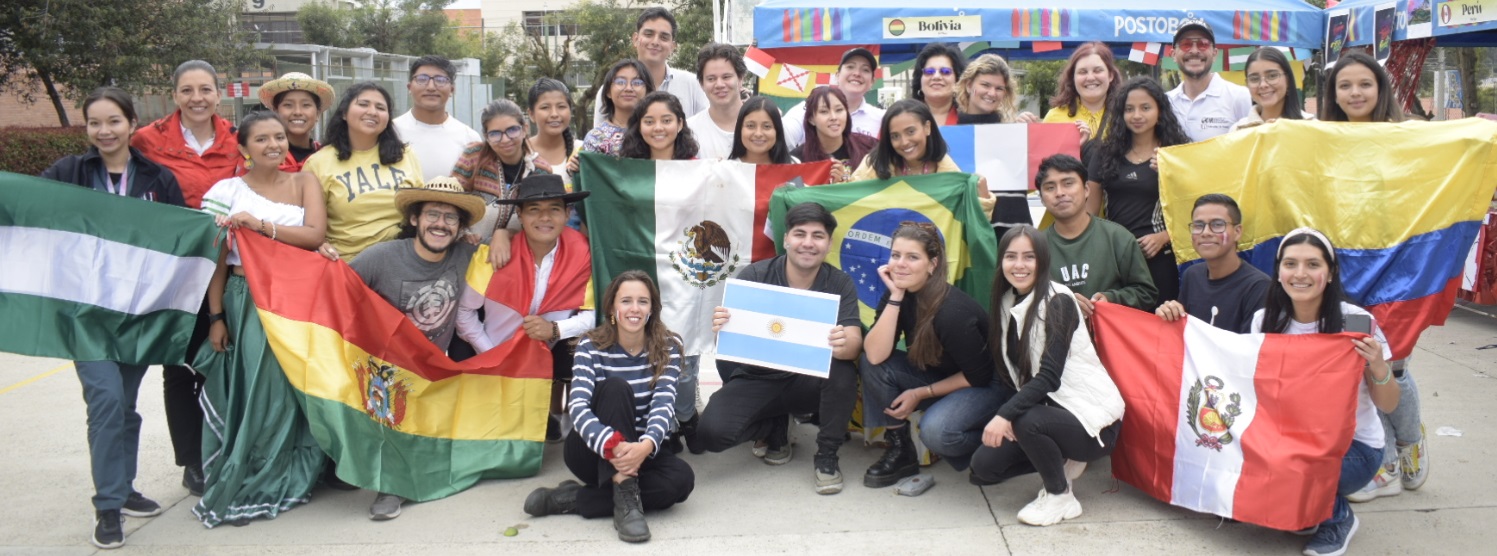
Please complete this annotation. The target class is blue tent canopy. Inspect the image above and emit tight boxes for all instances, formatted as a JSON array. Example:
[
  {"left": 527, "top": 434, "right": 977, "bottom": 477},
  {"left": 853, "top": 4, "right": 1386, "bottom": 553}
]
[{"left": 753, "top": 0, "right": 1326, "bottom": 50}]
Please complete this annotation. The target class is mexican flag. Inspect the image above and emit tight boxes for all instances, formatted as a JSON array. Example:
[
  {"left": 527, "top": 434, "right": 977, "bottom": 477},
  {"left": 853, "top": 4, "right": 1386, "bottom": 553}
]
[
  {"left": 1091, "top": 302, "right": 1366, "bottom": 531},
  {"left": 235, "top": 232, "right": 553, "bottom": 502},
  {"left": 576, "top": 154, "right": 831, "bottom": 356},
  {"left": 0, "top": 172, "right": 217, "bottom": 365},
  {"left": 766, "top": 173, "right": 998, "bottom": 324}
]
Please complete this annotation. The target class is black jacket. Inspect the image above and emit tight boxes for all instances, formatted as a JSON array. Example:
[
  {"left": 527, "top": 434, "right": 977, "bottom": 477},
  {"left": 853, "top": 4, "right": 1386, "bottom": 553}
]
[{"left": 40, "top": 146, "right": 187, "bottom": 207}]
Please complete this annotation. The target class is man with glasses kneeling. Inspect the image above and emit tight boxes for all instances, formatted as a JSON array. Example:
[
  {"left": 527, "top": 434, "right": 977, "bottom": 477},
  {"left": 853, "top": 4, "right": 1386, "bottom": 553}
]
[{"left": 1154, "top": 194, "right": 1270, "bottom": 333}]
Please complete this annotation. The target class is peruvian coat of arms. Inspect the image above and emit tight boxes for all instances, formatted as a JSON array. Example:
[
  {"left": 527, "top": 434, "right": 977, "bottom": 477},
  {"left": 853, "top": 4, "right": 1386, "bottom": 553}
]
[
  {"left": 669, "top": 220, "right": 741, "bottom": 288},
  {"left": 1186, "top": 375, "right": 1242, "bottom": 452},
  {"left": 354, "top": 357, "right": 410, "bottom": 430}
]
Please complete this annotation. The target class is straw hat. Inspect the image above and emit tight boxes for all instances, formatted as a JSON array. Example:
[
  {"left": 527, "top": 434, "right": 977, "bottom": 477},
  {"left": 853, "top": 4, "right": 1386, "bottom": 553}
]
[
  {"left": 394, "top": 176, "right": 487, "bottom": 222},
  {"left": 258, "top": 72, "right": 335, "bottom": 110}
]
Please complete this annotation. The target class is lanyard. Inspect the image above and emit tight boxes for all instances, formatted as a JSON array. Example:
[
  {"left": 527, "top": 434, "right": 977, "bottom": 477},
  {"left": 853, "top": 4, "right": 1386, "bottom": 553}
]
[{"left": 98, "top": 159, "right": 132, "bottom": 197}]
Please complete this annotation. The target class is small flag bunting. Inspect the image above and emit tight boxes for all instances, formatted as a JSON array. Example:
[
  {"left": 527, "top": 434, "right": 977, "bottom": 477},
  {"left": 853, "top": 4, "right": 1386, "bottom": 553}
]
[
  {"left": 1129, "top": 42, "right": 1163, "bottom": 65},
  {"left": 744, "top": 47, "right": 774, "bottom": 78}
]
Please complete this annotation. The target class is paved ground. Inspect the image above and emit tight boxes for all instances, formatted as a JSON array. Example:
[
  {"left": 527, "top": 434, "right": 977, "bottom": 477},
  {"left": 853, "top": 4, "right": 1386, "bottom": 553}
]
[{"left": 1, "top": 307, "right": 1493, "bottom": 555}]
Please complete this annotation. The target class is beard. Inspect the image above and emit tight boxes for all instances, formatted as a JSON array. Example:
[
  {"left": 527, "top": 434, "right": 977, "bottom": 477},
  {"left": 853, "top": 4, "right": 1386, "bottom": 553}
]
[
  {"left": 417, "top": 226, "right": 457, "bottom": 254},
  {"left": 1180, "top": 58, "right": 1211, "bottom": 80}
]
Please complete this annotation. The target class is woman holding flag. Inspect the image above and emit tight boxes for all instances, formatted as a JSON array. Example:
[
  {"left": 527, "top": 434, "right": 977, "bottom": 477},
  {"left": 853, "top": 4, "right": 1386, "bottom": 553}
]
[
  {"left": 1249, "top": 228, "right": 1400, "bottom": 556},
  {"left": 193, "top": 111, "right": 328, "bottom": 528},
  {"left": 791, "top": 86, "right": 875, "bottom": 182},
  {"left": 1318, "top": 49, "right": 1430, "bottom": 507},
  {"left": 524, "top": 271, "right": 694, "bottom": 543},
  {"left": 850, "top": 100, "right": 992, "bottom": 218},
  {"left": 969, "top": 226, "right": 1123, "bottom": 526},
  {"left": 1042, "top": 42, "right": 1122, "bottom": 145},
  {"left": 579, "top": 59, "right": 656, "bottom": 158},
  {"left": 41, "top": 86, "right": 185, "bottom": 549},
  {"left": 619, "top": 91, "right": 699, "bottom": 161},
  {"left": 859, "top": 222, "right": 1005, "bottom": 489}
]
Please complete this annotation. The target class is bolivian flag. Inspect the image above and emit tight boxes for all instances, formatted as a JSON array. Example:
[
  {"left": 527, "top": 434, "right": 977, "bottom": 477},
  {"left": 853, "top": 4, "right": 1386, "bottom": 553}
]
[
  {"left": 235, "top": 231, "right": 555, "bottom": 502},
  {"left": 1159, "top": 119, "right": 1497, "bottom": 361},
  {"left": 766, "top": 173, "right": 999, "bottom": 324},
  {"left": 0, "top": 172, "right": 216, "bottom": 366}
]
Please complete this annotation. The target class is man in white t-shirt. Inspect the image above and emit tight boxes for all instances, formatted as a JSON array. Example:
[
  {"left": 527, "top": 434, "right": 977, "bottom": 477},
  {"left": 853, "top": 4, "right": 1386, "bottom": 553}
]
[
  {"left": 1164, "top": 19, "right": 1252, "bottom": 143},
  {"left": 590, "top": 7, "right": 709, "bottom": 128},
  {"left": 686, "top": 43, "right": 744, "bottom": 160},
  {"left": 784, "top": 48, "right": 885, "bottom": 150},
  {"left": 393, "top": 55, "right": 482, "bottom": 181}
]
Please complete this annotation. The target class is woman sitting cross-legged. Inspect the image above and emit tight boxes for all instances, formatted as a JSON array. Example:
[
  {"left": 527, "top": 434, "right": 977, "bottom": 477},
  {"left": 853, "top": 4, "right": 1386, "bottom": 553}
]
[{"left": 967, "top": 226, "right": 1124, "bottom": 527}]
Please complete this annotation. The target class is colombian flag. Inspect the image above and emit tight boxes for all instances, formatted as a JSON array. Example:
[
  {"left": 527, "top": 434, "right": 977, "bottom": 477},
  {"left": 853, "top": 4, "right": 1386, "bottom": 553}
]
[
  {"left": 1159, "top": 119, "right": 1497, "bottom": 361},
  {"left": 767, "top": 173, "right": 999, "bottom": 325},
  {"left": 235, "top": 231, "right": 558, "bottom": 502}
]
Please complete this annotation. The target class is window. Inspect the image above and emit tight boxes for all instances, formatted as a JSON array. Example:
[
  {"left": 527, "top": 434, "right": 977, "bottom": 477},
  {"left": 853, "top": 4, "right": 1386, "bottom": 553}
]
[
  {"left": 523, "top": 10, "right": 578, "bottom": 37},
  {"left": 241, "top": 13, "right": 304, "bottom": 44}
]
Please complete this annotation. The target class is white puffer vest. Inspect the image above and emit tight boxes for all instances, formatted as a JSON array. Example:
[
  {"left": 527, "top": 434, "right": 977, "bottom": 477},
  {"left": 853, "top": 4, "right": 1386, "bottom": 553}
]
[{"left": 998, "top": 282, "right": 1125, "bottom": 442}]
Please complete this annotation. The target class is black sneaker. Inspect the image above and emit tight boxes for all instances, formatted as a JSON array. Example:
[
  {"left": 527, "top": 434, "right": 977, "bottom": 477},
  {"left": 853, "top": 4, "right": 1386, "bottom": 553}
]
[
  {"left": 121, "top": 492, "right": 163, "bottom": 517},
  {"left": 92, "top": 509, "right": 124, "bottom": 549}
]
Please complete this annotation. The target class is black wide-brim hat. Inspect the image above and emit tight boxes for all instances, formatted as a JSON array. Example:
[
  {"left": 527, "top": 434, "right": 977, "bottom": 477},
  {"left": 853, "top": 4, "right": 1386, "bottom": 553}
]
[{"left": 495, "top": 174, "right": 590, "bottom": 205}]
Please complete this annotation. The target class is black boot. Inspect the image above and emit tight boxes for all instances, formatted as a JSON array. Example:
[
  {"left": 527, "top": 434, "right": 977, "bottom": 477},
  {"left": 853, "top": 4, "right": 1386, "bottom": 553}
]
[
  {"left": 681, "top": 414, "right": 705, "bottom": 455},
  {"left": 612, "top": 477, "right": 650, "bottom": 543},
  {"left": 863, "top": 425, "right": 918, "bottom": 488},
  {"left": 524, "top": 480, "right": 581, "bottom": 516},
  {"left": 182, "top": 464, "right": 205, "bottom": 497}
]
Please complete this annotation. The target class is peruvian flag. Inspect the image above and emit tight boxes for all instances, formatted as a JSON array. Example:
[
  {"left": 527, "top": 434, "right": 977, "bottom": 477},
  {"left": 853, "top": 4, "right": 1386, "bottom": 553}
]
[
  {"left": 745, "top": 47, "right": 775, "bottom": 78},
  {"left": 1092, "top": 303, "right": 1366, "bottom": 531},
  {"left": 1129, "top": 42, "right": 1163, "bottom": 65}
]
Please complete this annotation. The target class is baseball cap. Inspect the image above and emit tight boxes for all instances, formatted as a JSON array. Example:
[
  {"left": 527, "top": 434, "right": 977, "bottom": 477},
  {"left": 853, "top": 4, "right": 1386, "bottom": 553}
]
[
  {"left": 840, "top": 47, "right": 877, "bottom": 69},
  {"left": 1173, "top": 17, "right": 1215, "bottom": 45}
]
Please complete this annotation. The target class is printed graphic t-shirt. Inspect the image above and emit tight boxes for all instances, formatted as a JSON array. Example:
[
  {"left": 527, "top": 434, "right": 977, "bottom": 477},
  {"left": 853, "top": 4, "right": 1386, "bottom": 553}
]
[
  {"left": 351, "top": 238, "right": 479, "bottom": 350},
  {"left": 303, "top": 145, "right": 424, "bottom": 261}
]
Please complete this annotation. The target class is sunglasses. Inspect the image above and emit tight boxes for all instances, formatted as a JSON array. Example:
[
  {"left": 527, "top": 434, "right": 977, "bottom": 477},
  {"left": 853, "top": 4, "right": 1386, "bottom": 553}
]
[
  {"left": 1176, "top": 38, "right": 1213, "bottom": 53},
  {"left": 921, "top": 67, "right": 955, "bottom": 76}
]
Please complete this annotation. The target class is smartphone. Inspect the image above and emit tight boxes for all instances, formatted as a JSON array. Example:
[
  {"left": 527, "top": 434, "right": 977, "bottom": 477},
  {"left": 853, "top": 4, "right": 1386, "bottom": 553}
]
[{"left": 1345, "top": 313, "right": 1372, "bottom": 335}]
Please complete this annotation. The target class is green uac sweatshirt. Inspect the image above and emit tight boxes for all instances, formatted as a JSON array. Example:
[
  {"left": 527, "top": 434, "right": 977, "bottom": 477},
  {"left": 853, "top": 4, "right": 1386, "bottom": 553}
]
[{"left": 1043, "top": 216, "right": 1159, "bottom": 311}]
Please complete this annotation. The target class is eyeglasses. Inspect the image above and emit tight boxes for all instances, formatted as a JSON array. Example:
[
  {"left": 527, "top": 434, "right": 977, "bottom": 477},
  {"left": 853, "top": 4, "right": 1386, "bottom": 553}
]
[
  {"left": 422, "top": 210, "right": 461, "bottom": 226},
  {"left": 412, "top": 74, "right": 453, "bottom": 88},
  {"left": 1176, "top": 38, "right": 1213, "bottom": 52},
  {"left": 1189, "top": 219, "right": 1232, "bottom": 234},
  {"left": 612, "top": 77, "right": 647, "bottom": 89},
  {"left": 486, "top": 125, "right": 526, "bottom": 142},
  {"left": 921, "top": 67, "right": 954, "bottom": 76},
  {"left": 1246, "top": 71, "right": 1285, "bottom": 86}
]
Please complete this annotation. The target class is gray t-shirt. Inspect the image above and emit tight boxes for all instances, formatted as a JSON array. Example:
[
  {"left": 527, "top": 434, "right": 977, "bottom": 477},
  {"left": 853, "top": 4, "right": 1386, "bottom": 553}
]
[{"left": 351, "top": 238, "right": 479, "bottom": 350}]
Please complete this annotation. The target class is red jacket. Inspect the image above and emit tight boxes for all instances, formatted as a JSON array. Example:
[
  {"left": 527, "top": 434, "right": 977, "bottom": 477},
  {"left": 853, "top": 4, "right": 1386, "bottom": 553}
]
[{"left": 131, "top": 111, "right": 240, "bottom": 209}]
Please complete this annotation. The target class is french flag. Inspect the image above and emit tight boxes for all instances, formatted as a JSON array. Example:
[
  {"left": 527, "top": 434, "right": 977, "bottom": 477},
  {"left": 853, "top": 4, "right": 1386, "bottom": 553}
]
[
  {"left": 1093, "top": 303, "right": 1365, "bottom": 531},
  {"left": 942, "top": 123, "right": 1080, "bottom": 194}
]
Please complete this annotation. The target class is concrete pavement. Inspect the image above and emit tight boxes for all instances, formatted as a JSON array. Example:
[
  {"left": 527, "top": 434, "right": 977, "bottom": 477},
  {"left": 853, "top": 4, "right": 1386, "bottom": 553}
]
[{"left": 1, "top": 308, "right": 1493, "bottom": 555}]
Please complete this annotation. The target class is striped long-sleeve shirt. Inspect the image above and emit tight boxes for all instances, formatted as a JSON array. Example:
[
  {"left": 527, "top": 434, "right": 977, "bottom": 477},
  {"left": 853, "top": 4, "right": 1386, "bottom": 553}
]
[{"left": 569, "top": 337, "right": 682, "bottom": 457}]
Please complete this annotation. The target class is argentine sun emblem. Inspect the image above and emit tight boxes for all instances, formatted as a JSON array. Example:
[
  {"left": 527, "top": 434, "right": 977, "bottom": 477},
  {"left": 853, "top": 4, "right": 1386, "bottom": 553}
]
[
  {"left": 1186, "top": 375, "right": 1242, "bottom": 452},
  {"left": 669, "top": 220, "right": 741, "bottom": 288},
  {"left": 767, "top": 319, "right": 786, "bottom": 338},
  {"left": 354, "top": 357, "right": 410, "bottom": 430}
]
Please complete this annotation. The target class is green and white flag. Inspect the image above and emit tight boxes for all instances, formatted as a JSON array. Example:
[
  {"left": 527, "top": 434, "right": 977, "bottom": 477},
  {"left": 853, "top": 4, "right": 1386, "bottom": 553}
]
[
  {"left": 0, "top": 172, "right": 218, "bottom": 365},
  {"left": 576, "top": 154, "right": 833, "bottom": 356}
]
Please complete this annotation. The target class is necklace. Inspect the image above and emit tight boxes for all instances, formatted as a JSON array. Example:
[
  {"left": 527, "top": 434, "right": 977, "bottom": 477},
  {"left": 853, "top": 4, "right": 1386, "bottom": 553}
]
[
  {"left": 500, "top": 160, "right": 523, "bottom": 187},
  {"left": 899, "top": 162, "right": 931, "bottom": 176}
]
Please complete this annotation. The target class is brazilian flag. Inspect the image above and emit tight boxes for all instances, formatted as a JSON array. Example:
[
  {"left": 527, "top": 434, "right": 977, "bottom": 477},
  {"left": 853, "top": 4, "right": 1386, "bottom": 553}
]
[{"left": 767, "top": 173, "right": 999, "bottom": 324}]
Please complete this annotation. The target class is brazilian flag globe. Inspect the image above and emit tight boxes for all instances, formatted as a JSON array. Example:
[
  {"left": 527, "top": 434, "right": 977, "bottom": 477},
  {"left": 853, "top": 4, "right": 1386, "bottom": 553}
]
[{"left": 768, "top": 173, "right": 998, "bottom": 324}]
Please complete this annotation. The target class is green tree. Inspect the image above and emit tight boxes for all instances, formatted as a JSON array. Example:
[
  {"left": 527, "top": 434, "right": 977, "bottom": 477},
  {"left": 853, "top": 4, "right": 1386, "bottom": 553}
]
[
  {"left": 1018, "top": 60, "right": 1065, "bottom": 112},
  {"left": 666, "top": 0, "right": 714, "bottom": 71},
  {"left": 0, "top": 0, "right": 262, "bottom": 126},
  {"left": 296, "top": 0, "right": 472, "bottom": 59},
  {"left": 482, "top": 20, "right": 574, "bottom": 102}
]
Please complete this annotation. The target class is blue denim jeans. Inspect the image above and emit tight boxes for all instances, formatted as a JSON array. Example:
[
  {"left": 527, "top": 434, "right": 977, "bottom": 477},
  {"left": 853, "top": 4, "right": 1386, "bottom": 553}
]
[
  {"left": 674, "top": 354, "right": 700, "bottom": 424},
  {"left": 1378, "top": 361, "right": 1423, "bottom": 465},
  {"left": 859, "top": 352, "right": 1010, "bottom": 470},
  {"left": 76, "top": 361, "right": 149, "bottom": 511},
  {"left": 1326, "top": 440, "right": 1383, "bottom": 529}
]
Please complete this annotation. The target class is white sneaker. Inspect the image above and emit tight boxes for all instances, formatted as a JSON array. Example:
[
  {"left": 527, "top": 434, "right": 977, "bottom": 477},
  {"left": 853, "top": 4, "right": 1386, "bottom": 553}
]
[
  {"left": 1017, "top": 488, "right": 1083, "bottom": 526},
  {"left": 1399, "top": 424, "right": 1429, "bottom": 491},
  {"left": 1346, "top": 464, "right": 1402, "bottom": 503},
  {"left": 1064, "top": 459, "right": 1087, "bottom": 482}
]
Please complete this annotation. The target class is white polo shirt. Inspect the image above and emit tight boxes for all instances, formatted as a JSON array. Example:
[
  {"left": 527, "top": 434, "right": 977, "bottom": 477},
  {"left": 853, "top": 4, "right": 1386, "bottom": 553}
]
[
  {"left": 591, "top": 65, "right": 709, "bottom": 129},
  {"left": 1166, "top": 73, "right": 1253, "bottom": 143},
  {"left": 783, "top": 97, "right": 885, "bottom": 150}
]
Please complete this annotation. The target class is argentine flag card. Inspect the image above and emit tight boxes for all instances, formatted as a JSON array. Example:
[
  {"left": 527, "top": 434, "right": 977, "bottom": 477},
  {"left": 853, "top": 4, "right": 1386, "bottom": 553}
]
[{"left": 716, "top": 278, "right": 838, "bottom": 378}]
